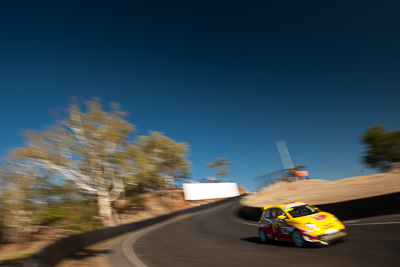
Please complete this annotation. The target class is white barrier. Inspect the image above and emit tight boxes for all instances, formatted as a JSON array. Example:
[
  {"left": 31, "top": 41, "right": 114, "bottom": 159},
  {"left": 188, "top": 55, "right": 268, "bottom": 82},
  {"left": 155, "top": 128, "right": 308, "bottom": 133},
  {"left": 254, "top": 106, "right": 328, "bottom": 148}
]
[{"left": 183, "top": 183, "right": 240, "bottom": 200}]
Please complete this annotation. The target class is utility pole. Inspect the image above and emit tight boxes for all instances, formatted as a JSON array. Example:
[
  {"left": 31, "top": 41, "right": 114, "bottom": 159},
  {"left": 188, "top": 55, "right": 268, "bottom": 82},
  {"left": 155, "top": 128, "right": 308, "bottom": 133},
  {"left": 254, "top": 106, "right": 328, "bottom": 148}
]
[{"left": 276, "top": 140, "right": 294, "bottom": 170}]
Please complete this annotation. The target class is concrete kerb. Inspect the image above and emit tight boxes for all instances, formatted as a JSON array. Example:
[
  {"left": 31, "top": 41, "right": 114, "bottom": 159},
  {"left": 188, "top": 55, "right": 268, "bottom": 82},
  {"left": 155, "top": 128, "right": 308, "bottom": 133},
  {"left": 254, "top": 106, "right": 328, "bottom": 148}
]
[
  {"left": 27, "top": 196, "right": 241, "bottom": 267},
  {"left": 237, "top": 191, "right": 400, "bottom": 222}
]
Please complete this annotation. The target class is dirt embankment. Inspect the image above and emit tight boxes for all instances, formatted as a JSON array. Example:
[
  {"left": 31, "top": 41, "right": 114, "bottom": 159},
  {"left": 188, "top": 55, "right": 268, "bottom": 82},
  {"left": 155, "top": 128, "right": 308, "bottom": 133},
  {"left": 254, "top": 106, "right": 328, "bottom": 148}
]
[{"left": 241, "top": 173, "right": 400, "bottom": 207}]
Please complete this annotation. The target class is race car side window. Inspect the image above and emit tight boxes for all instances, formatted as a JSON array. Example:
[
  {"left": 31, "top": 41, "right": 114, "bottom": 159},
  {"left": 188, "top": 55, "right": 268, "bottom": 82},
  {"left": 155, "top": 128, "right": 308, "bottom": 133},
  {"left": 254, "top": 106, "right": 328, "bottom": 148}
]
[
  {"left": 261, "top": 210, "right": 266, "bottom": 219},
  {"left": 276, "top": 208, "right": 287, "bottom": 219},
  {"left": 264, "top": 209, "right": 271, "bottom": 218},
  {"left": 270, "top": 208, "right": 278, "bottom": 218},
  {"left": 269, "top": 208, "right": 287, "bottom": 219}
]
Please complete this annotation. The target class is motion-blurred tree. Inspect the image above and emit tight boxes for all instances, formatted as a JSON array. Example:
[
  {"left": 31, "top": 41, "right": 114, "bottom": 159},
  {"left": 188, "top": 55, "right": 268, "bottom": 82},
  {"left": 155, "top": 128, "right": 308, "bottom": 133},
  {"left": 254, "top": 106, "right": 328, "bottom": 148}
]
[
  {"left": 131, "top": 131, "right": 190, "bottom": 190},
  {"left": 8, "top": 98, "right": 135, "bottom": 227},
  {"left": 361, "top": 125, "right": 400, "bottom": 172},
  {"left": 0, "top": 159, "right": 50, "bottom": 242},
  {"left": 207, "top": 157, "right": 232, "bottom": 182}
]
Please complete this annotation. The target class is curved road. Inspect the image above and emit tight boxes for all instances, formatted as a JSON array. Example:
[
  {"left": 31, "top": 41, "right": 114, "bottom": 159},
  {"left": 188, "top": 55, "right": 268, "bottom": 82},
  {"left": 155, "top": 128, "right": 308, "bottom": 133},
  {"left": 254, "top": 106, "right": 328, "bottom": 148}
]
[{"left": 108, "top": 198, "right": 400, "bottom": 267}]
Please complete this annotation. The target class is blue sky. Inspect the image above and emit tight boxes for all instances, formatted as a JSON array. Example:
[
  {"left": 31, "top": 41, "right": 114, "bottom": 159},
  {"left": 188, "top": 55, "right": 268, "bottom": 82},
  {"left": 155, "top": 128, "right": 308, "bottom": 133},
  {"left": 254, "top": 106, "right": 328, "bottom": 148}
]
[{"left": 1, "top": 1, "right": 400, "bottom": 191}]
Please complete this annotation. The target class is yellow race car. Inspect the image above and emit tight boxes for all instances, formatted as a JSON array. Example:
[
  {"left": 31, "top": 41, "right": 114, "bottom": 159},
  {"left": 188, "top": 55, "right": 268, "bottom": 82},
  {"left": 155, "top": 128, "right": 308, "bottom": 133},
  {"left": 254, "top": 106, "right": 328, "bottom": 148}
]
[{"left": 258, "top": 201, "right": 347, "bottom": 247}]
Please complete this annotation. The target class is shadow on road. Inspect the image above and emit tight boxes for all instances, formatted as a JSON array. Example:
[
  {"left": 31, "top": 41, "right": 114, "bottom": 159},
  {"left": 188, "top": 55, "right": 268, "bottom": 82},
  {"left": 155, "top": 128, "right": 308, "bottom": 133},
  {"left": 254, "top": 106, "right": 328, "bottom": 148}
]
[{"left": 240, "top": 236, "right": 324, "bottom": 249}]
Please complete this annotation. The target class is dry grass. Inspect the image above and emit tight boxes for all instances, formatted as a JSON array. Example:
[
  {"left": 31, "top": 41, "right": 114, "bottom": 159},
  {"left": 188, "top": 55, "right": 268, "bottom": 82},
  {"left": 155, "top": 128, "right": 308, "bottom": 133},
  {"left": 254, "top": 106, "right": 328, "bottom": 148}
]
[{"left": 241, "top": 173, "right": 400, "bottom": 207}]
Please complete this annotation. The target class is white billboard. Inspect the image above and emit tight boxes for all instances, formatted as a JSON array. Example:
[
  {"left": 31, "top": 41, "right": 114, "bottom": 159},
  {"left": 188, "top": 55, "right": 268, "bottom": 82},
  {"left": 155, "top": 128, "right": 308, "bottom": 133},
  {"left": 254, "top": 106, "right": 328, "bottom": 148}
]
[{"left": 183, "top": 182, "right": 240, "bottom": 200}]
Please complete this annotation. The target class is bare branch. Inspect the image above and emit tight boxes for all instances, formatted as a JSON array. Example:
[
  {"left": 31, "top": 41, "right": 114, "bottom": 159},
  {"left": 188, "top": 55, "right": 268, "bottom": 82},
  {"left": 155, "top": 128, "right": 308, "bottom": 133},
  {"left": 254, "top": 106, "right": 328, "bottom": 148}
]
[
  {"left": 68, "top": 109, "right": 90, "bottom": 148},
  {"left": 35, "top": 159, "right": 97, "bottom": 193}
]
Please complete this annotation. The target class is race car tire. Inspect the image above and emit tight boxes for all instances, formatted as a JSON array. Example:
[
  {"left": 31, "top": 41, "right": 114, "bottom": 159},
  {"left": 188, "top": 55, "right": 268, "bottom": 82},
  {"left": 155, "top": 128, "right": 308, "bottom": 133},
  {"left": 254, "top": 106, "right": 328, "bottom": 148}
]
[
  {"left": 292, "top": 230, "right": 306, "bottom": 247},
  {"left": 258, "top": 229, "right": 268, "bottom": 243}
]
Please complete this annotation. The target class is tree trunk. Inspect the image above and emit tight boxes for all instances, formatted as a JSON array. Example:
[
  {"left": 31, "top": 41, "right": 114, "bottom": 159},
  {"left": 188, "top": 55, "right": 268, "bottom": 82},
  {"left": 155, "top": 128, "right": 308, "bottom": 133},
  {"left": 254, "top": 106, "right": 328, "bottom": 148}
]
[{"left": 97, "top": 189, "right": 119, "bottom": 227}]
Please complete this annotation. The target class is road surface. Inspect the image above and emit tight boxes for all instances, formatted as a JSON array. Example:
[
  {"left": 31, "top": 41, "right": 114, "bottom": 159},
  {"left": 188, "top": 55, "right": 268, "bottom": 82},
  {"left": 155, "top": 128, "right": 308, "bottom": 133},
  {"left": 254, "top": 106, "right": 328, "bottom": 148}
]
[{"left": 108, "top": 198, "right": 400, "bottom": 266}]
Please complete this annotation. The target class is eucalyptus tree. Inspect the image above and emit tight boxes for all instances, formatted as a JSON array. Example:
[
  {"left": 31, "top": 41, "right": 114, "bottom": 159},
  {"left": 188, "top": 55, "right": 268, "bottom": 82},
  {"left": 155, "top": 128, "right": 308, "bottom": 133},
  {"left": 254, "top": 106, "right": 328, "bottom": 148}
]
[
  {"left": 10, "top": 98, "right": 135, "bottom": 227},
  {"left": 0, "top": 158, "right": 50, "bottom": 242},
  {"left": 132, "top": 131, "right": 190, "bottom": 190}
]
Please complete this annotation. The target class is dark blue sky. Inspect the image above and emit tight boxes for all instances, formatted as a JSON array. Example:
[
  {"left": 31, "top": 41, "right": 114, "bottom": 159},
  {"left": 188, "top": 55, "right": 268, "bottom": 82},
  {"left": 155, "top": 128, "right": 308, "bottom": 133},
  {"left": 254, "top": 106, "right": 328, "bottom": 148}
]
[{"left": 1, "top": 1, "right": 399, "bottom": 190}]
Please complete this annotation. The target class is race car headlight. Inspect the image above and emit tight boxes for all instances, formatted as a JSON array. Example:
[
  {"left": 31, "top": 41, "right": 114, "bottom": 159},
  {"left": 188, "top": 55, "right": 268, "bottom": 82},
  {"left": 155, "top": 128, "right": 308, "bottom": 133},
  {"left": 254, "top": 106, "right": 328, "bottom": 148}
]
[{"left": 305, "top": 223, "right": 316, "bottom": 229}]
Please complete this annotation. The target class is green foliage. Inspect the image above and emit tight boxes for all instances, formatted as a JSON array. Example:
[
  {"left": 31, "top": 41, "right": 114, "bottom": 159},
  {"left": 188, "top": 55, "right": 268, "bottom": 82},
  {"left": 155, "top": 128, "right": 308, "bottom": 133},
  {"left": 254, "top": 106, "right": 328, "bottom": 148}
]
[
  {"left": 207, "top": 157, "right": 232, "bottom": 181},
  {"left": 131, "top": 131, "right": 190, "bottom": 189},
  {"left": 124, "top": 182, "right": 143, "bottom": 199},
  {"left": 126, "top": 193, "right": 145, "bottom": 206},
  {"left": 361, "top": 125, "right": 400, "bottom": 171},
  {"left": 41, "top": 202, "right": 102, "bottom": 233},
  {"left": 41, "top": 207, "right": 72, "bottom": 226}
]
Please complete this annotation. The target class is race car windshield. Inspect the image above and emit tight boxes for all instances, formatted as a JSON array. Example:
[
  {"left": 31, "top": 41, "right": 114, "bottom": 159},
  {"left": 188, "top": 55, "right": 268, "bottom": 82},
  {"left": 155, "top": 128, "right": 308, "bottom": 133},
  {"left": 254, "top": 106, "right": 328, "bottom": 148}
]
[{"left": 287, "top": 205, "right": 318, "bottom": 218}]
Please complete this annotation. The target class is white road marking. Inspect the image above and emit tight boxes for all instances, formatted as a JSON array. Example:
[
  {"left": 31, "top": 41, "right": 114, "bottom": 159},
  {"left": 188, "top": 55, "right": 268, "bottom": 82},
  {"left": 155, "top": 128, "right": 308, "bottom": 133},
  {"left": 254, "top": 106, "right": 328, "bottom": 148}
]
[
  {"left": 240, "top": 221, "right": 259, "bottom": 226},
  {"left": 122, "top": 228, "right": 149, "bottom": 267},
  {"left": 121, "top": 212, "right": 200, "bottom": 267},
  {"left": 121, "top": 214, "right": 199, "bottom": 267},
  {"left": 343, "top": 220, "right": 359, "bottom": 223}
]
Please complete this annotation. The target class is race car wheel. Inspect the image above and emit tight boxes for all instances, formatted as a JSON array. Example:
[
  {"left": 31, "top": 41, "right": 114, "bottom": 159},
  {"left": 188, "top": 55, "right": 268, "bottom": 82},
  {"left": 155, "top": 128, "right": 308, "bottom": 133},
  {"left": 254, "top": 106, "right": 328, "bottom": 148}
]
[
  {"left": 292, "top": 230, "right": 306, "bottom": 247},
  {"left": 259, "top": 229, "right": 268, "bottom": 243}
]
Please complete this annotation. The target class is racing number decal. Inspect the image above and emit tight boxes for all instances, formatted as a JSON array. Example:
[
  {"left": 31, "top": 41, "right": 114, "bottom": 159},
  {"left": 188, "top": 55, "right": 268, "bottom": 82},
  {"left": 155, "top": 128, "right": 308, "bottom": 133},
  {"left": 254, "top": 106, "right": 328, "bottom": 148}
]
[{"left": 272, "top": 222, "right": 283, "bottom": 236}]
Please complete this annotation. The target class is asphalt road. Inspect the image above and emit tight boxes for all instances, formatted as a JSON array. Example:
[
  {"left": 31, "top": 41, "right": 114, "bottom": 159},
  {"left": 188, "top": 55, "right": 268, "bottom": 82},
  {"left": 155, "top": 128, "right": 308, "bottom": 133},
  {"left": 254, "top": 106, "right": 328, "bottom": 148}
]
[{"left": 109, "top": 198, "right": 400, "bottom": 267}]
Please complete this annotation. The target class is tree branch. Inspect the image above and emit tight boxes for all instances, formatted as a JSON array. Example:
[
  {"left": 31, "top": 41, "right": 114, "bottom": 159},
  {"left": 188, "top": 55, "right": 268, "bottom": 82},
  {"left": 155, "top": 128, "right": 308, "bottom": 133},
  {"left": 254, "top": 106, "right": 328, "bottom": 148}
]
[{"left": 35, "top": 159, "right": 97, "bottom": 193}]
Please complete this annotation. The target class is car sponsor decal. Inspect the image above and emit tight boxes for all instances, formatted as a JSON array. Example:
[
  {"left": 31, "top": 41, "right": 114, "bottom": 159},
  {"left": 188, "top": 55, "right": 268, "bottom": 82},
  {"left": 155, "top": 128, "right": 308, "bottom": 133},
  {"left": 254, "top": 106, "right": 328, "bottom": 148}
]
[
  {"left": 283, "top": 202, "right": 306, "bottom": 210},
  {"left": 272, "top": 222, "right": 283, "bottom": 236},
  {"left": 312, "top": 214, "right": 327, "bottom": 221}
]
